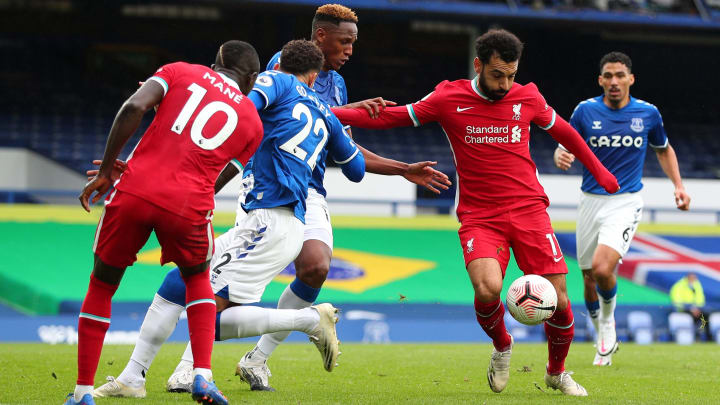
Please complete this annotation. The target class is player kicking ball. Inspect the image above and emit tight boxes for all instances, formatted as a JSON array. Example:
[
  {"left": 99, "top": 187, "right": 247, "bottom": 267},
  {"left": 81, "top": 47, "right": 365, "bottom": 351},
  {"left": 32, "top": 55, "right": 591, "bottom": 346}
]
[
  {"left": 553, "top": 51, "right": 690, "bottom": 366},
  {"left": 333, "top": 29, "right": 621, "bottom": 396},
  {"left": 92, "top": 39, "right": 365, "bottom": 399}
]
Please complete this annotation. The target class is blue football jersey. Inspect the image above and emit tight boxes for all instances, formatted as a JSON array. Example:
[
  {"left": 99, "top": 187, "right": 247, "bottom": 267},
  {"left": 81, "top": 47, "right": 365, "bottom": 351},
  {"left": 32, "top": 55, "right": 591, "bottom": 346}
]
[
  {"left": 569, "top": 96, "right": 668, "bottom": 195},
  {"left": 266, "top": 51, "right": 349, "bottom": 196},
  {"left": 242, "top": 70, "right": 359, "bottom": 223}
]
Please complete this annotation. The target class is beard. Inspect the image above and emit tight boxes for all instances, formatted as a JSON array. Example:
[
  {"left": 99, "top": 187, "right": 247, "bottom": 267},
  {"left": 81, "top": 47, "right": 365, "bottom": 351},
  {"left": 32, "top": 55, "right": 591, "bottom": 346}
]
[{"left": 479, "top": 74, "right": 508, "bottom": 101}]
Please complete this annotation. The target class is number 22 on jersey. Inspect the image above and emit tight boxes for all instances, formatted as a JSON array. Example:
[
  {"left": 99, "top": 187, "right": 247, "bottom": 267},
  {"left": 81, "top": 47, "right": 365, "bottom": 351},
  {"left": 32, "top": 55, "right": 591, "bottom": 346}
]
[{"left": 279, "top": 103, "right": 328, "bottom": 170}]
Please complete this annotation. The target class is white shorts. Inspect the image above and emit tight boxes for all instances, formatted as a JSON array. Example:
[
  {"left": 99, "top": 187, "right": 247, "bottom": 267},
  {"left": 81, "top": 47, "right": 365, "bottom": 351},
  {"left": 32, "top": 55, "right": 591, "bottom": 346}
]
[
  {"left": 576, "top": 192, "right": 643, "bottom": 270},
  {"left": 235, "top": 181, "right": 333, "bottom": 250},
  {"left": 211, "top": 208, "right": 304, "bottom": 303}
]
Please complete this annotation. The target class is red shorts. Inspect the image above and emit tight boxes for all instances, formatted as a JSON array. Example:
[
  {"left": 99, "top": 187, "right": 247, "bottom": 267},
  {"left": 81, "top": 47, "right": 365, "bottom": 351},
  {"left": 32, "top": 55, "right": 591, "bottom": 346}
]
[
  {"left": 93, "top": 190, "right": 214, "bottom": 268},
  {"left": 458, "top": 201, "right": 567, "bottom": 277}
]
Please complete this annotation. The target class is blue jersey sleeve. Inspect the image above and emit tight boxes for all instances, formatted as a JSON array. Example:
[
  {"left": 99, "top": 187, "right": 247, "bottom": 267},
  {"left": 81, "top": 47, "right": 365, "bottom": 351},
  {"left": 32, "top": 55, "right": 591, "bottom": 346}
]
[
  {"left": 335, "top": 73, "right": 348, "bottom": 106},
  {"left": 250, "top": 71, "right": 289, "bottom": 110},
  {"left": 569, "top": 103, "right": 584, "bottom": 134},
  {"left": 648, "top": 107, "right": 669, "bottom": 148},
  {"left": 327, "top": 116, "right": 364, "bottom": 182},
  {"left": 266, "top": 51, "right": 281, "bottom": 71}
]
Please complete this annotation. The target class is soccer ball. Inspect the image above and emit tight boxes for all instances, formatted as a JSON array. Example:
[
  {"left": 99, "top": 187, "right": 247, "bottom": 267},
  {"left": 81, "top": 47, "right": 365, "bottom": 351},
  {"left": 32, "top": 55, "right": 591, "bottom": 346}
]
[{"left": 506, "top": 274, "right": 557, "bottom": 325}]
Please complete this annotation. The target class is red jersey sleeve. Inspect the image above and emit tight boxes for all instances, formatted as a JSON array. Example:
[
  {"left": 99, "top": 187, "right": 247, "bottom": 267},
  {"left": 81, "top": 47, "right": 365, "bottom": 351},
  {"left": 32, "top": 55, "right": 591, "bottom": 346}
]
[
  {"left": 528, "top": 83, "right": 557, "bottom": 131},
  {"left": 331, "top": 80, "right": 447, "bottom": 129},
  {"left": 147, "top": 62, "right": 182, "bottom": 96},
  {"left": 236, "top": 110, "right": 263, "bottom": 166}
]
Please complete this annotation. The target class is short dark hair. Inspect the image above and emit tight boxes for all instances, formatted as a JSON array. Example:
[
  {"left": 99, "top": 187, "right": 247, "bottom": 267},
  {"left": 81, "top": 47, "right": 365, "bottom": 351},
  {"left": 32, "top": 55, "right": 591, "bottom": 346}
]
[
  {"left": 280, "top": 40, "right": 324, "bottom": 75},
  {"left": 475, "top": 29, "right": 523, "bottom": 64},
  {"left": 599, "top": 51, "right": 632, "bottom": 73},
  {"left": 215, "top": 40, "right": 260, "bottom": 74},
  {"left": 312, "top": 4, "right": 358, "bottom": 33}
]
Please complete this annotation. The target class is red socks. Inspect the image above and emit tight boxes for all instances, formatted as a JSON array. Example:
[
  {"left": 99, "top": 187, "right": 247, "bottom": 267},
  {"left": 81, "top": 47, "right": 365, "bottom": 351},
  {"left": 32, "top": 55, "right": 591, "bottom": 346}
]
[
  {"left": 544, "top": 301, "right": 575, "bottom": 375},
  {"left": 77, "top": 275, "right": 118, "bottom": 385},
  {"left": 182, "top": 269, "right": 216, "bottom": 370},
  {"left": 474, "top": 298, "right": 512, "bottom": 351}
]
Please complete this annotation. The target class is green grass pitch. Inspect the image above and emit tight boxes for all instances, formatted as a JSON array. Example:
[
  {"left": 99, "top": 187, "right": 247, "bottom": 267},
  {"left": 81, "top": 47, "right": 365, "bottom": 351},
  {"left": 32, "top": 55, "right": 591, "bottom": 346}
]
[{"left": 2, "top": 342, "right": 719, "bottom": 404}]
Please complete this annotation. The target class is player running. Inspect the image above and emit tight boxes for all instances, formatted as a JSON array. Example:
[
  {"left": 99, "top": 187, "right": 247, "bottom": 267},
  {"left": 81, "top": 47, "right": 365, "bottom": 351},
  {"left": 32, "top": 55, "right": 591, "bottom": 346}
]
[
  {"left": 65, "top": 41, "right": 264, "bottom": 405},
  {"left": 332, "top": 29, "right": 620, "bottom": 396},
  {"left": 93, "top": 40, "right": 365, "bottom": 399},
  {"left": 553, "top": 51, "right": 690, "bottom": 366}
]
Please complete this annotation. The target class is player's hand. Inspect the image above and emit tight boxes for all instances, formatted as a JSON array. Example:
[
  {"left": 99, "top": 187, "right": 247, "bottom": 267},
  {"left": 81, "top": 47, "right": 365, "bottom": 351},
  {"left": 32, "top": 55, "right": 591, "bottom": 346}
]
[
  {"left": 79, "top": 174, "right": 113, "bottom": 212},
  {"left": 403, "top": 161, "right": 452, "bottom": 194},
  {"left": 674, "top": 186, "right": 691, "bottom": 211},
  {"left": 342, "top": 97, "right": 397, "bottom": 119},
  {"left": 86, "top": 159, "right": 127, "bottom": 182},
  {"left": 553, "top": 147, "right": 575, "bottom": 171}
]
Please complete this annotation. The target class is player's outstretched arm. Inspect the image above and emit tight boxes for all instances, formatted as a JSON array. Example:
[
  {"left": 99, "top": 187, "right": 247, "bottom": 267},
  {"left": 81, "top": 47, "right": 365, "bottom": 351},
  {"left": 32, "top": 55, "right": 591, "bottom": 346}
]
[
  {"left": 354, "top": 144, "right": 450, "bottom": 194},
  {"left": 654, "top": 144, "right": 690, "bottom": 210},
  {"left": 553, "top": 146, "right": 575, "bottom": 171},
  {"left": 79, "top": 81, "right": 164, "bottom": 211},
  {"left": 332, "top": 105, "right": 415, "bottom": 129},
  {"left": 340, "top": 97, "right": 397, "bottom": 119},
  {"left": 546, "top": 116, "right": 619, "bottom": 194}
]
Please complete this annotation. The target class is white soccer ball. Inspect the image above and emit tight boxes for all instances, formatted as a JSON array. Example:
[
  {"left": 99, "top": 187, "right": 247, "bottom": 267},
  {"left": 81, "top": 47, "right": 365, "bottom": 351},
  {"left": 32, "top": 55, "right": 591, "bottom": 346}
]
[{"left": 506, "top": 274, "right": 557, "bottom": 325}]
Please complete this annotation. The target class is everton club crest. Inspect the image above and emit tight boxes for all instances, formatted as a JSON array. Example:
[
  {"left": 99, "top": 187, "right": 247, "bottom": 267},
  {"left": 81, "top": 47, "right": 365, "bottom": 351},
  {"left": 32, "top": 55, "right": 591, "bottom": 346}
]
[{"left": 630, "top": 117, "right": 644, "bottom": 133}]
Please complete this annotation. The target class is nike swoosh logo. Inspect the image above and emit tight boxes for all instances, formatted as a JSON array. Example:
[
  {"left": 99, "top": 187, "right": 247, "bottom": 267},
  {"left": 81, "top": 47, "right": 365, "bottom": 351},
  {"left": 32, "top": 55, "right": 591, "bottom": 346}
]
[
  {"left": 553, "top": 256, "right": 564, "bottom": 263},
  {"left": 456, "top": 106, "right": 473, "bottom": 112}
]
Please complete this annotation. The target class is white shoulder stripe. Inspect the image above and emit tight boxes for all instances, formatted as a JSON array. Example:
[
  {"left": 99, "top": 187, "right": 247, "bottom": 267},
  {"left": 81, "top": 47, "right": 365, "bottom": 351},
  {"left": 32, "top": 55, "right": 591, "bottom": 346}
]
[{"left": 254, "top": 88, "right": 270, "bottom": 110}]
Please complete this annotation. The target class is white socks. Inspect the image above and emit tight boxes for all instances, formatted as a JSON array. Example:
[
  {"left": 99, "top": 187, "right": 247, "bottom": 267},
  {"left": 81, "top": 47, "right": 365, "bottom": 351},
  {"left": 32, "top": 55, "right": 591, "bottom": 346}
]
[
  {"left": 193, "top": 367, "right": 212, "bottom": 382},
  {"left": 74, "top": 385, "right": 93, "bottom": 401},
  {"left": 256, "top": 285, "right": 313, "bottom": 359},
  {"left": 217, "top": 306, "right": 319, "bottom": 341},
  {"left": 117, "top": 294, "right": 184, "bottom": 387},
  {"left": 599, "top": 295, "right": 617, "bottom": 322}
]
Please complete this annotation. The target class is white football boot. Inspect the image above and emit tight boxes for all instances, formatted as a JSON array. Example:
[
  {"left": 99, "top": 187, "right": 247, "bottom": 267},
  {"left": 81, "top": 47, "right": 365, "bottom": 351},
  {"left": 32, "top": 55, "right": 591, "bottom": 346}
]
[
  {"left": 93, "top": 376, "right": 146, "bottom": 398},
  {"left": 166, "top": 362, "right": 193, "bottom": 393},
  {"left": 545, "top": 370, "right": 588, "bottom": 396},
  {"left": 236, "top": 348, "right": 274, "bottom": 391},
  {"left": 593, "top": 351, "right": 613, "bottom": 366},
  {"left": 596, "top": 317, "right": 619, "bottom": 357},
  {"left": 308, "top": 303, "right": 340, "bottom": 372},
  {"left": 487, "top": 334, "right": 514, "bottom": 393}
]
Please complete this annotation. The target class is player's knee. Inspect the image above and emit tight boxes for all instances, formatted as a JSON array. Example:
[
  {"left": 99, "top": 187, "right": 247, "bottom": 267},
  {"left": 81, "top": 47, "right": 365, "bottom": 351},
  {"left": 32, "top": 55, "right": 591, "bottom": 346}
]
[
  {"left": 471, "top": 279, "right": 501, "bottom": 302},
  {"left": 297, "top": 262, "right": 329, "bottom": 287},
  {"left": 591, "top": 259, "right": 614, "bottom": 282},
  {"left": 555, "top": 292, "right": 569, "bottom": 311}
]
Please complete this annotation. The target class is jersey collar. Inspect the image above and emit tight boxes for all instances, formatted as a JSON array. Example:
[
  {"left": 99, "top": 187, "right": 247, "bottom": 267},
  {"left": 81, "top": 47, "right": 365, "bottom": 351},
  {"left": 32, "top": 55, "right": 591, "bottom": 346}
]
[
  {"left": 217, "top": 72, "right": 240, "bottom": 90},
  {"left": 471, "top": 76, "right": 493, "bottom": 102}
]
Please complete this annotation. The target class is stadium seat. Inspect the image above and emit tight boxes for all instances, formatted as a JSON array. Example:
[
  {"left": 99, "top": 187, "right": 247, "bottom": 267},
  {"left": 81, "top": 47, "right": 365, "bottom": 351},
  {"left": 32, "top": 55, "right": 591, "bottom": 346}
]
[
  {"left": 626, "top": 310, "right": 653, "bottom": 344},
  {"left": 708, "top": 312, "right": 720, "bottom": 344},
  {"left": 668, "top": 312, "right": 695, "bottom": 345}
]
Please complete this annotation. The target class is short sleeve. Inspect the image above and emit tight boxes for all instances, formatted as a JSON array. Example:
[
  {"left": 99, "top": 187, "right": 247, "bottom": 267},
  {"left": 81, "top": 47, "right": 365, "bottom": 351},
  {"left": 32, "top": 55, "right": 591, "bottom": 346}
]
[
  {"left": 648, "top": 107, "right": 669, "bottom": 149},
  {"left": 266, "top": 51, "right": 281, "bottom": 71},
  {"left": 234, "top": 111, "right": 263, "bottom": 167},
  {"left": 249, "top": 71, "right": 287, "bottom": 110},
  {"left": 407, "top": 81, "right": 447, "bottom": 126},
  {"left": 327, "top": 116, "right": 360, "bottom": 164},
  {"left": 148, "top": 62, "right": 181, "bottom": 97},
  {"left": 530, "top": 84, "right": 557, "bottom": 131}
]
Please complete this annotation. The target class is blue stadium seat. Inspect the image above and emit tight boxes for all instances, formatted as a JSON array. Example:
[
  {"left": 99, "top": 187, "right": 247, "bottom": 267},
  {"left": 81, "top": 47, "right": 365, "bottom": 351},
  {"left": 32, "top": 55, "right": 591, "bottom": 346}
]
[
  {"left": 668, "top": 312, "right": 695, "bottom": 345},
  {"left": 626, "top": 310, "right": 653, "bottom": 344}
]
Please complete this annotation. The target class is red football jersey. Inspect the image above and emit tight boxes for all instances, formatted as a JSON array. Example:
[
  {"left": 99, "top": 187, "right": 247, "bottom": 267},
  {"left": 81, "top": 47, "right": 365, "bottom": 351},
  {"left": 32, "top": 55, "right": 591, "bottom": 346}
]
[
  {"left": 409, "top": 79, "right": 556, "bottom": 220},
  {"left": 114, "top": 62, "right": 262, "bottom": 222}
]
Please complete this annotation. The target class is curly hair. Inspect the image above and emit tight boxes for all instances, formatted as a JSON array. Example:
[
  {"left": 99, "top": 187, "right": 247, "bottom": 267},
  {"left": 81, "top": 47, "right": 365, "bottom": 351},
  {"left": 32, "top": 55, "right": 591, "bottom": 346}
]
[
  {"left": 599, "top": 52, "right": 632, "bottom": 73},
  {"left": 279, "top": 40, "right": 324, "bottom": 75},
  {"left": 312, "top": 3, "right": 358, "bottom": 32},
  {"left": 475, "top": 29, "right": 524, "bottom": 64}
]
